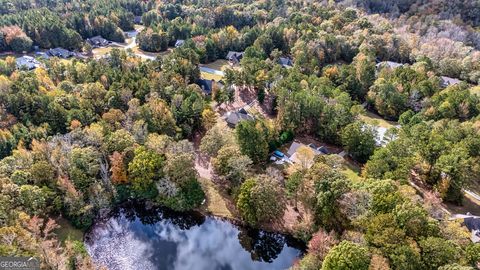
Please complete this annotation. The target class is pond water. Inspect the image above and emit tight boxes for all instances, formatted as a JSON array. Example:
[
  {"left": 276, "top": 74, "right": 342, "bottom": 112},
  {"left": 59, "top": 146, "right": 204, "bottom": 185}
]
[{"left": 84, "top": 202, "right": 305, "bottom": 270}]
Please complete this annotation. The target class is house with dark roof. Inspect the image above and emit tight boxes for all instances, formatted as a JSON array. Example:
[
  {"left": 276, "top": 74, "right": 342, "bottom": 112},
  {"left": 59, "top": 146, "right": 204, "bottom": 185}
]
[
  {"left": 464, "top": 216, "right": 480, "bottom": 243},
  {"left": 175, "top": 40, "right": 185, "bottom": 48},
  {"left": 196, "top": 79, "right": 223, "bottom": 96},
  {"left": 440, "top": 76, "right": 462, "bottom": 88},
  {"left": 375, "top": 61, "right": 403, "bottom": 70},
  {"left": 47, "top": 48, "right": 75, "bottom": 58},
  {"left": 279, "top": 57, "right": 293, "bottom": 68},
  {"left": 226, "top": 51, "right": 244, "bottom": 65},
  {"left": 134, "top": 16, "right": 143, "bottom": 24},
  {"left": 16, "top": 56, "right": 42, "bottom": 70},
  {"left": 225, "top": 108, "right": 254, "bottom": 127},
  {"left": 86, "top": 36, "right": 111, "bottom": 48}
]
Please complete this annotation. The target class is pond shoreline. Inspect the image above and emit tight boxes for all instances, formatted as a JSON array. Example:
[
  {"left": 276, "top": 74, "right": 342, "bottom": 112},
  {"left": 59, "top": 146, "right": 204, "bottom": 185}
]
[{"left": 83, "top": 199, "right": 306, "bottom": 248}]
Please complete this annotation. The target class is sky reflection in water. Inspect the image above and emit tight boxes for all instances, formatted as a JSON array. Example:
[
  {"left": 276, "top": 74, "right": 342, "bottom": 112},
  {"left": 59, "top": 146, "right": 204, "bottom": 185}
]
[{"left": 85, "top": 206, "right": 304, "bottom": 270}]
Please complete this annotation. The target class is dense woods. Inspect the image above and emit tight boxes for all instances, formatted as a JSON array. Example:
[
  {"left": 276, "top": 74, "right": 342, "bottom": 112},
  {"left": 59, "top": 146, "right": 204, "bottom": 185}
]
[{"left": 0, "top": 0, "right": 479, "bottom": 269}]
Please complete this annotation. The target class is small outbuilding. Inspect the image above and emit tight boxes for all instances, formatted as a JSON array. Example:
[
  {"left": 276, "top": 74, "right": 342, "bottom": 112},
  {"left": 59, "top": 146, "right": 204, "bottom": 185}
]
[{"left": 175, "top": 40, "right": 185, "bottom": 48}]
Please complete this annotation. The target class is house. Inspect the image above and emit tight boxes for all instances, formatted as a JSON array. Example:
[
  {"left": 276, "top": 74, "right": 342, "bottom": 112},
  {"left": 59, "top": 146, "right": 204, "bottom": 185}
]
[
  {"left": 34, "top": 51, "right": 50, "bottom": 59},
  {"left": 47, "top": 48, "right": 75, "bottom": 58},
  {"left": 440, "top": 76, "right": 462, "bottom": 88},
  {"left": 375, "top": 61, "right": 403, "bottom": 70},
  {"left": 196, "top": 79, "right": 223, "bottom": 96},
  {"left": 286, "top": 141, "right": 328, "bottom": 168},
  {"left": 134, "top": 16, "right": 143, "bottom": 24},
  {"left": 225, "top": 108, "right": 254, "bottom": 127},
  {"left": 226, "top": 51, "right": 244, "bottom": 65},
  {"left": 464, "top": 216, "right": 480, "bottom": 243},
  {"left": 86, "top": 36, "right": 111, "bottom": 48},
  {"left": 279, "top": 57, "right": 293, "bottom": 68},
  {"left": 175, "top": 40, "right": 185, "bottom": 48},
  {"left": 16, "top": 56, "right": 42, "bottom": 70}
]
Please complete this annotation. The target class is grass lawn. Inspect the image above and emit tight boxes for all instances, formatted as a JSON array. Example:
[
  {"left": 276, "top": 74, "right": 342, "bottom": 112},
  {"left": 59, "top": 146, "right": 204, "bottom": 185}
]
[
  {"left": 341, "top": 161, "right": 363, "bottom": 183},
  {"left": 203, "top": 59, "right": 229, "bottom": 71},
  {"left": 359, "top": 111, "right": 397, "bottom": 129},
  {"left": 54, "top": 217, "right": 84, "bottom": 243},
  {"left": 470, "top": 86, "right": 480, "bottom": 96},
  {"left": 200, "top": 71, "right": 224, "bottom": 81},
  {"left": 198, "top": 177, "right": 233, "bottom": 219}
]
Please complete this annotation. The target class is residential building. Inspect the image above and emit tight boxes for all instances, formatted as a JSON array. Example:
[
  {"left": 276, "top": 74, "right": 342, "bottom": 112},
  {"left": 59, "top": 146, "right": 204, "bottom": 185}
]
[
  {"left": 279, "top": 57, "right": 293, "bottom": 68},
  {"left": 175, "top": 40, "right": 185, "bottom": 48},
  {"left": 16, "top": 56, "right": 42, "bottom": 70},
  {"left": 47, "top": 48, "right": 75, "bottom": 58},
  {"left": 226, "top": 51, "right": 244, "bottom": 65},
  {"left": 375, "top": 61, "right": 403, "bottom": 70},
  {"left": 464, "top": 216, "right": 480, "bottom": 243},
  {"left": 225, "top": 108, "right": 254, "bottom": 127},
  {"left": 86, "top": 36, "right": 111, "bottom": 47},
  {"left": 440, "top": 76, "right": 462, "bottom": 88}
]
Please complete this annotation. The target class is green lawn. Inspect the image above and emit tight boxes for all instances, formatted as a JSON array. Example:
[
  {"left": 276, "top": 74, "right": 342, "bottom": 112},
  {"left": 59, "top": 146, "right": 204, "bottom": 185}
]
[
  {"left": 470, "top": 86, "right": 480, "bottom": 96},
  {"left": 203, "top": 59, "right": 229, "bottom": 71},
  {"left": 359, "top": 111, "right": 397, "bottom": 129},
  {"left": 54, "top": 217, "right": 84, "bottom": 243},
  {"left": 200, "top": 71, "right": 224, "bottom": 81}
]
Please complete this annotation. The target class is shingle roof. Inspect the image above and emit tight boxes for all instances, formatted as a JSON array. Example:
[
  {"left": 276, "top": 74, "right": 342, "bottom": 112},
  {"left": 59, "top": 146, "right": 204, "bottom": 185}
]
[
  {"left": 226, "top": 51, "right": 244, "bottom": 63},
  {"left": 225, "top": 110, "right": 254, "bottom": 127},
  {"left": 16, "top": 56, "right": 41, "bottom": 70},
  {"left": 175, "top": 40, "right": 185, "bottom": 48},
  {"left": 47, "top": 47, "right": 75, "bottom": 58},
  {"left": 464, "top": 217, "right": 480, "bottom": 231},
  {"left": 279, "top": 57, "right": 293, "bottom": 67},
  {"left": 87, "top": 36, "right": 110, "bottom": 47},
  {"left": 440, "top": 76, "right": 462, "bottom": 87},
  {"left": 376, "top": 61, "right": 403, "bottom": 69}
]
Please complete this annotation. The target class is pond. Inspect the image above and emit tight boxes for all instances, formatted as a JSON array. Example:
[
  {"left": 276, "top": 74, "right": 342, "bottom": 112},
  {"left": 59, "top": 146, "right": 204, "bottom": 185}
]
[{"left": 84, "top": 202, "right": 305, "bottom": 270}]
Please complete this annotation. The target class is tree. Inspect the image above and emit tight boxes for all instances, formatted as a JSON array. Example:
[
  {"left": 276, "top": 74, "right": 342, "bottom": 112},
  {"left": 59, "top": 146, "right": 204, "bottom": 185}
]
[
  {"left": 353, "top": 52, "right": 375, "bottom": 99},
  {"left": 322, "top": 241, "right": 370, "bottom": 270},
  {"left": 212, "top": 145, "right": 252, "bottom": 185},
  {"left": 236, "top": 175, "right": 286, "bottom": 225},
  {"left": 235, "top": 120, "right": 269, "bottom": 164},
  {"left": 68, "top": 147, "right": 100, "bottom": 193},
  {"left": 128, "top": 147, "right": 164, "bottom": 199},
  {"left": 106, "top": 129, "right": 135, "bottom": 153},
  {"left": 419, "top": 237, "right": 461, "bottom": 270},
  {"left": 109, "top": 151, "right": 128, "bottom": 185},
  {"left": 301, "top": 160, "right": 350, "bottom": 230},
  {"left": 200, "top": 125, "right": 233, "bottom": 157},
  {"left": 341, "top": 121, "right": 377, "bottom": 163}
]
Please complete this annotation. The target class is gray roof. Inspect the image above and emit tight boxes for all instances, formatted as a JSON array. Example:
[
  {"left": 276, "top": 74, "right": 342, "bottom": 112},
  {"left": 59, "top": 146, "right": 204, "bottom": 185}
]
[
  {"left": 440, "top": 76, "right": 462, "bottom": 87},
  {"left": 226, "top": 51, "right": 244, "bottom": 63},
  {"left": 376, "top": 61, "right": 403, "bottom": 69},
  {"left": 225, "top": 110, "right": 254, "bottom": 127},
  {"left": 464, "top": 217, "right": 480, "bottom": 232},
  {"left": 134, "top": 16, "right": 142, "bottom": 24},
  {"left": 279, "top": 57, "right": 293, "bottom": 67},
  {"left": 47, "top": 47, "right": 75, "bottom": 58},
  {"left": 175, "top": 40, "right": 185, "bottom": 47},
  {"left": 287, "top": 142, "right": 323, "bottom": 157},
  {"left": 87, "top": 36, "right": 110, "bottom": 47},
  {"left": 16, "top": 56, "right": 41, "bottom": 70}
]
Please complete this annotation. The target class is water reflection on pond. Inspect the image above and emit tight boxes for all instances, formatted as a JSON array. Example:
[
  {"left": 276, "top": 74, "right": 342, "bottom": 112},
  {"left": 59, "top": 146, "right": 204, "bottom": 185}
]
[{"left": 84, "top": 202, "right": 305, "bottom": 270}]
